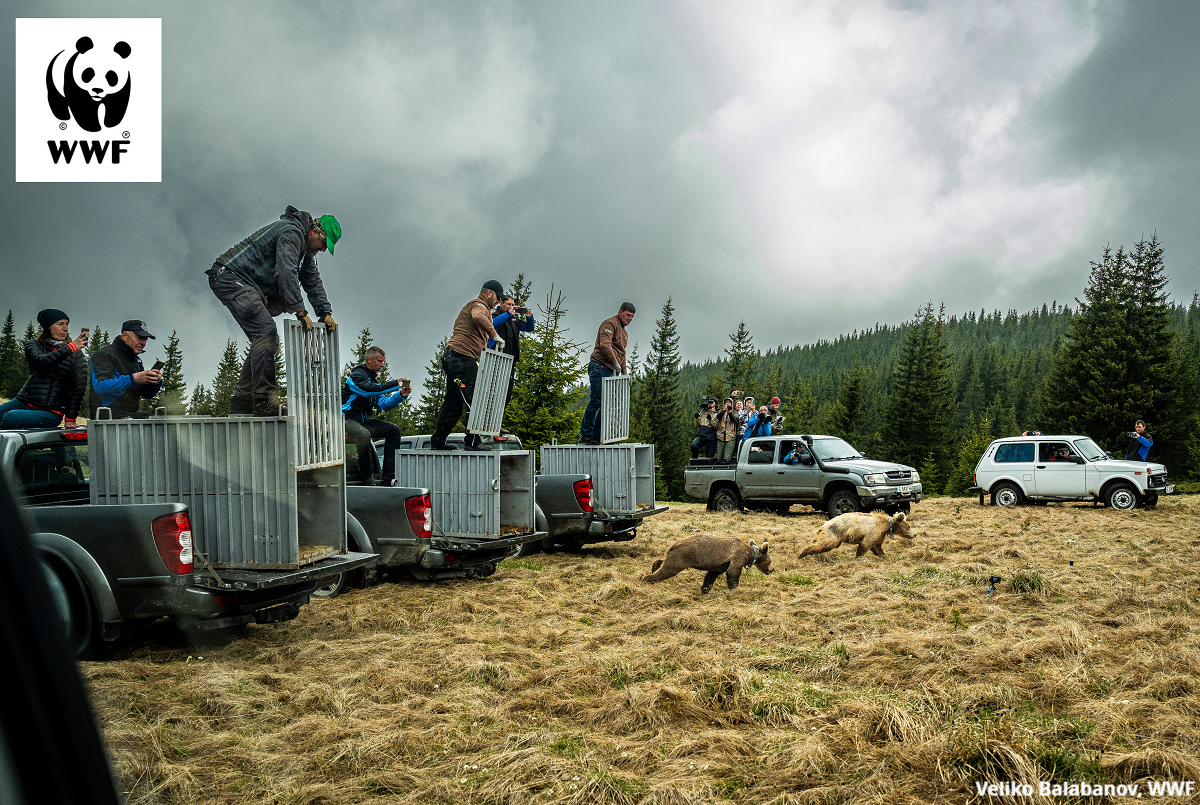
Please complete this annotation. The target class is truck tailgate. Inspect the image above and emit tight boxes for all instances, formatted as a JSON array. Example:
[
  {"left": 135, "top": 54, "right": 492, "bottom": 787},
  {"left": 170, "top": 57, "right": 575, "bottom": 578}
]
[
  {"left": 431, "top": 532, "right": 546, "bottom": 552},
  {"left": 193, "top": 552, "right": 377, "bottom": 591}
]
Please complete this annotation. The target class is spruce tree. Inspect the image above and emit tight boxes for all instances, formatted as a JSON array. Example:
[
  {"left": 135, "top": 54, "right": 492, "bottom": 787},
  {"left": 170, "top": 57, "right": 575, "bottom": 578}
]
[
  {"left": 188, "top": 383, "right": 213, "bottom": 416},
  {"left": 508, "top": 273, "right": 532, "bottom": 306},
  {"left": 784, "top": 374, "right": 815, "bottom": 434},
  {"left": 415, "top": 336, "right": 450, "bottom": 433},
  {"left": 505, "top": 287, "right": 587, "bottom": 452},
  {"left": 87, "top": 326, "right": 107, "bottom": 355},
  {"left": 724, "top": 322, "right": 758, "bottom": 400},
  {"left": 945, "top": 409, "right": 995, "bottom": 496},
  {"left": 343, "top": 326, "right": 374, "bottom": 381},
  {"left": 0, "top": 311, "right": 22, "bottom": 398},
  {"left": 641, "top": 298, "right": 686, "bottom": 500},
  {"left": 147, "top": 330, "right": 187, "bottom": 414},
  {"left": 762, "top": 360, "right": 783, "bottom": 402},
  {"left": 883, "top": 303, "right": 955, "bottom": 486},
  {"left": 211, "top": 340, "right": 242, "bottom": 417}
]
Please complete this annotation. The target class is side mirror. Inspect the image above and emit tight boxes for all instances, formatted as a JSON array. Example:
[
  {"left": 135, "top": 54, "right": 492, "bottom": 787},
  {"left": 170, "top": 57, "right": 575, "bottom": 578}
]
[
  {"left": 1072, "top": 455, "right": 1085, "bottom": 464},
  {"left": 802, "top": 456, "right": 815, "bottom": 465}
]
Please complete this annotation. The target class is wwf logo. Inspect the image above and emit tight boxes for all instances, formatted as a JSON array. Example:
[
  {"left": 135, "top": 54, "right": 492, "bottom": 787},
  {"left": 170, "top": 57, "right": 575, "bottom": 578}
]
[{"left": 46, "top": 36, "right": 132, "bottom": 133}]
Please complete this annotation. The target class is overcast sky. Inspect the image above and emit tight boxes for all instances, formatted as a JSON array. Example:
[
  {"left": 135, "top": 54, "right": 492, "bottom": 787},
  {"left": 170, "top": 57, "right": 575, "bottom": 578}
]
[{"left": 5, "top": 0, "right": 1200, "bottom": 394}]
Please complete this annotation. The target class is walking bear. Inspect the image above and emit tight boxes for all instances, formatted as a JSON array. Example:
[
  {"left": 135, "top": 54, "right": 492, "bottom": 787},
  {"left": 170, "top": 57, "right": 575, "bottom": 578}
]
[
  {"left": 798, "top": 511, "right": 912, "bottom": 559},
  {"left": 642, "top": 535, "right": 771, "bottom": 594}
]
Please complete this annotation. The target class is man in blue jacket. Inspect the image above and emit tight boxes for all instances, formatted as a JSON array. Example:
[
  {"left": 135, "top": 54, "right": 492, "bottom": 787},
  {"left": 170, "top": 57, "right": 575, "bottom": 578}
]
[
  {"left": 207, "top": 206, "right": 340, "bottom": 416},
  {"left": 1124, "top": 420, "right": 1154, "bottom": 462},
  {"left": 342, "top": 346, "right": 409, "bottom": 485},
  {"left": 487, "top": 294, "right": 535, "bottom": 429},
  {"left": 88, "top": 320, "right": 163, "bottom": 419}
]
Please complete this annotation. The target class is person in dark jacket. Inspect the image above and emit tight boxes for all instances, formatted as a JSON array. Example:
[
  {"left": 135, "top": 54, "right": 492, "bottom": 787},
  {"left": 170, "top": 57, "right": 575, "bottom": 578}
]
[
  {"left": 342, "top": 346, "right": 409, "bottom": 484},
  {"left": 1124, "top": 420, "right": 1154, "bottom": 462},
  {"left": 207, "top": 205, "right": 341, "bottom": 416},
  {"left": 487, "top": 294, "right": 535, "bottom": 428},
  {"left": 88, "top": 320, "right": 163, "bottom": 419},
  {"left": 0, "top": 309, "right": 88, "bottom": 429}
]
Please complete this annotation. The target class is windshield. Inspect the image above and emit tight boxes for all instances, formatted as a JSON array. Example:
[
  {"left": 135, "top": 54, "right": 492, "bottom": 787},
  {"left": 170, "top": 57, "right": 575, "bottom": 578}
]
[
  {"left": 1072, "top": 438, "right": 1107, "bottom": 461},
  {"left": 811, "top": 438, "right": 863, "bottom": 461}
]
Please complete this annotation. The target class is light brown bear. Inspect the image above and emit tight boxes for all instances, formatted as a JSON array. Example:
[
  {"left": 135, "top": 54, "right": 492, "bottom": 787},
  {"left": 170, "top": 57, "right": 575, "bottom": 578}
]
[
  {"left": 798, "top": 511, "right": 912, "bottom": 559},
  {"left": 642, "top": 536, "right": 772, "bottom": 594}
]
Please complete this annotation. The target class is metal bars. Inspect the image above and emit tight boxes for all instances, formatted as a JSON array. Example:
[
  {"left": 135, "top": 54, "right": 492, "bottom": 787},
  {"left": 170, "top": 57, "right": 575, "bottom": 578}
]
[
  {"left": 466, "top": 348, "right": 513, "bottom": 437},
  {"left": 600, "top": 374, "right": 631, "bottom": 444},
  {"left": 282, "top": 319, "right": 343, "bottom": 470},
  {"left": 539, "top": 443, "right": 656, "bottom": 514},
  {"left": 393, "top": 450, "right": 536, "bottom": 538}
]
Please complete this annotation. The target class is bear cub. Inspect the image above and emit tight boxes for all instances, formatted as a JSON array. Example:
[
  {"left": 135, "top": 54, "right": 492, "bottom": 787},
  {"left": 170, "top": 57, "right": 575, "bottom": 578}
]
[
  {"left": 642, "top": 535, "right": 771, "bottom": 594},
  {"left": 798, "top": 511, "right": 912, "bottom": 559}
]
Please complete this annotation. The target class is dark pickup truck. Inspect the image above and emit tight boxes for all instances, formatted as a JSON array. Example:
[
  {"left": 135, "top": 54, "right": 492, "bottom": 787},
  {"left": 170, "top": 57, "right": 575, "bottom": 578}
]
[{"left": 8, "top": 427, "right": 375, "bottom": 657}]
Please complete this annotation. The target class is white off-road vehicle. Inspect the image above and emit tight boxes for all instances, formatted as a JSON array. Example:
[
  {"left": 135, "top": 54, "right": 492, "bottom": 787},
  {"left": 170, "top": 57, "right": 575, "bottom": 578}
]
[{"left": 969, "top": 435, "right": 1174, "bottom": 510}]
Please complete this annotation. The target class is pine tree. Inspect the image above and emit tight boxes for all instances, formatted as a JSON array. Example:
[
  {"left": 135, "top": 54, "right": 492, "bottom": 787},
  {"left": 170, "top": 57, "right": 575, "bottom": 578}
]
[
  {"left": 87, "top": 326, "right": 108, "bottom": 355},
  {"left": 701, "top": 371, "right": 727, "bottom": 402},
  {"left": 508, "top": 273, "right": 532, "bottom": 306},
  {"left": 762, "top": 360, "right": 783, "bottom": 403},
  {"left": 724, "top": 322, "right": 758, "bottom": 401},
  {"left": 641, "top": 298, "right": 686, "bottom": 500},
  {"left": 211, "top": 340, "right": 242, "bottom": 417},
  {"left": 0, "top": 311, "right": 23, "bottom": 399},
  {"left": 146, "top": 330, "right": 187, "bottom": 414},
  {"left": 415, "top": 336, "right": 451, "bottom": 433},
  {"left": 945, "top": 409, "right": 995, "bottom": 496},
  {"left": 188, "top": 383, "right": 213, "bottom": 416},
  {"left": 343, "top": 326, "right": 374, "bottom": 381},
  {"left": 505, "top": 287, "right": 587, "bottom": 452},
  {"left": 784, "top": 374, "right": 815, "bottom": 434},
  {"left": 883, "top": 303, "right": 955, "bottom": 487}
]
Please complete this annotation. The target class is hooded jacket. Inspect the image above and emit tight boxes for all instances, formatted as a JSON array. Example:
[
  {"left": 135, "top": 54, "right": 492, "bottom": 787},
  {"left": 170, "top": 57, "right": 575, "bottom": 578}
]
[
  {"left": 213, "top": 206, "right": 333, "bottom": 317},
  {"left": 89, "top": 337, "right": 161, "bottom": 418},
  {"left": 17, "top": 337, "right": 87, "bottom": 420}
]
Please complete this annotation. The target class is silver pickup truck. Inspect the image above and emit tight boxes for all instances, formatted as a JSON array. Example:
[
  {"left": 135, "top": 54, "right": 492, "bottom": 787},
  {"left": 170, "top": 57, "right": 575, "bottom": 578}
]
[{"left": 683, "top": 434, "right": 922, "bottom": 517}]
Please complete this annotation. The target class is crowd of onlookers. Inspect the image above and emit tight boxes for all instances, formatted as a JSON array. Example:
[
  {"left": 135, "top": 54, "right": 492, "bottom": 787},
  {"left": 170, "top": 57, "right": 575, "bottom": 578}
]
[{"left": 691, "top": 391, "right": 784, "bottom": 462}]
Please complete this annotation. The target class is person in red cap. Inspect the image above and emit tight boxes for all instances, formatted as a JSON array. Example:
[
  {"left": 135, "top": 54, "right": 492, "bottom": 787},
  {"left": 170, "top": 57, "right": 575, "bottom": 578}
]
[{"left": 768, "top": 396, "right": 783, "bottom": 434}]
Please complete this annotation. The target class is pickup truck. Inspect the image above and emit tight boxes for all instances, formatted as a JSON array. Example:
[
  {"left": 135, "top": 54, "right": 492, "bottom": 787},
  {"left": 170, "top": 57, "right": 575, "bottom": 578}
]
[
  {"left": 7, "top": 427, "right": 375, "bottom": 658},
  {"left": 390, "top": 434, "right": 667, "bottom": 554},
  {"left": 683, "top": 434, "right": 923, "bottom": 518}
]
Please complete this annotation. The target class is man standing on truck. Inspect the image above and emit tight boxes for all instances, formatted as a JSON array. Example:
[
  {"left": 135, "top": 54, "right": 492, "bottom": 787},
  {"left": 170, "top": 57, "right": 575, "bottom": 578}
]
[
  {"left": 342, "top": 346, "right": 410, "bottom": 485},
  {"left": 88, "top": 321, "right": 163, "bottom": 419},
  {"left": 432, "top": 280, "right": 505, "bottom": 451},
  {"left": 580, "top": 302, "right": 635, "bottom": 445},
  {"left": 488, "top": 293, "right": 535, "bottom": 431},
  {"left": 207, "top": 206, "right": 340, "bottom": 417}
]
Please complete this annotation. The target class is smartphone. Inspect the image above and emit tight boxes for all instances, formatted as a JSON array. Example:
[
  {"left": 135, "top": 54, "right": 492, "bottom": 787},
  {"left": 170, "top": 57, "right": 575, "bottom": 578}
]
[
  {"left": 79, "top": 327, "right": 90, "bottom": 340},
  {"left": 151, "top": 360, "right": 165, "bottom": 371}
]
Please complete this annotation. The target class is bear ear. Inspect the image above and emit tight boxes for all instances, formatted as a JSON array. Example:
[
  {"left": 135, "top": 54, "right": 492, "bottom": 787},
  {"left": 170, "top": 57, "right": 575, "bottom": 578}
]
[
  {"left": 114, "top": 41, "right": 131, "bottom": 59},
  {"left": 76, "top": 36, "right": 93, "bottom": 54},
  {"left": 749, "top": 539, "right": 757, "bottom": 548},
  {"left": 761, "top": 541, "right": 769, "bottom": 553},
  {"left": 896, "top": 511, "right": 906, "bottom": 522}
]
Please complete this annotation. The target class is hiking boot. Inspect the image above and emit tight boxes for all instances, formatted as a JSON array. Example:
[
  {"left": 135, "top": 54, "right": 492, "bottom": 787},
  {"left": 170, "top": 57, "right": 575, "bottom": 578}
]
[
  {"left": 431, "top": 442, "right": 457, "bottom": 451},
  {"left": 229, "top": 395, "right": 253, "bottom": 415},
  {"left": 253, "top": 401, "right": 284, "bottom": 417}
]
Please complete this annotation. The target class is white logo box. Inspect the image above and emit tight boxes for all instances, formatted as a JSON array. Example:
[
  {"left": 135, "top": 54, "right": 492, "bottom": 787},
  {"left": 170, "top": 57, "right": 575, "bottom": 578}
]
[{"left": 15, "top": 18, "right": 161, "bottom": 182}]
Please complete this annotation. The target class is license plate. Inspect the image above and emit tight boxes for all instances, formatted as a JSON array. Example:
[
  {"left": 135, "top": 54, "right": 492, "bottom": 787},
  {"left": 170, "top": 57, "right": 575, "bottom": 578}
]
[{"left": 896, "top": 485, "right": 912, "bottom": 494}]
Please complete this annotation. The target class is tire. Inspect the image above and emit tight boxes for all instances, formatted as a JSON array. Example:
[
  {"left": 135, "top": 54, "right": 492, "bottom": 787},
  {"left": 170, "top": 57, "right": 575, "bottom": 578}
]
[
  {"left": 710, "top": 486, "right": 742, "bottom": 512},
  {"left": 1106, "top": 482, "right": 1140, "bottom": 511},
  {"left": 42, "top": 563, "right": 103, "bottom": 660},
  {"left": 514, "top": 538, "right": 542, "bottom": 558},
  {"left": 825, "top": 489, "right": 861, "bottom": 519},
  {"left": 1143, "top": 491, "right": 1159, "bottom": 508},
  {"left": 990, "top": 482, "right": 1023, "bottom": 508},
  {"left": 312, "top": 571, "right": 355, "bottom": 599}
]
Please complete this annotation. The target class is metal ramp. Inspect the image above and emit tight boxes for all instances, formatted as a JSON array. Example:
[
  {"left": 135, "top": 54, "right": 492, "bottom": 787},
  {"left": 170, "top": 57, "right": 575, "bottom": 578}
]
[
  {"left": 600, "top": 374, "right": 631, "bottom": 444},
  {"left": 466, "top": 347, "right": 514, "bottom": 437},
  {"left": 282, "top": 319, "right": 343, "bottom": 470}
]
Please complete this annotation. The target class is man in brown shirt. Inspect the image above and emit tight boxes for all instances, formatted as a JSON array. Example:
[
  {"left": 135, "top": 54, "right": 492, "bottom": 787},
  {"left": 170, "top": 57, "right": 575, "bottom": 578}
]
[
  {"left": 432, "top": 280, "right": 505, "bottom": 450},
  {"left": 579, "top": 302, "right": 635, "bottom": 444}
]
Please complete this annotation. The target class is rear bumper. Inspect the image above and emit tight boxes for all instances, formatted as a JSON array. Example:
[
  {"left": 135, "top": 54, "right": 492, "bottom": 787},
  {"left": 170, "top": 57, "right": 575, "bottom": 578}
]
[{"left": 192, "top": 552, "right": 378, "bottom": 591}]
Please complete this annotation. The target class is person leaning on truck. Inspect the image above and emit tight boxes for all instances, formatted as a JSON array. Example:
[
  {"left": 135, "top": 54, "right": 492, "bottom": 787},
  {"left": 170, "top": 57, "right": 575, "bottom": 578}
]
[
  {"left": 342, "top": 345, "right": 410, "bottom": 485},
  {"left": 207, "top": 205, "right": 340, "bottom": 417},
  {"left": 88, "top": 320, "right": 163, "bottom": 420},
  {"left": 579, "top": 302, "right": 634, "bottom": 445},
  {"left": 1125, "top": 420, "right": 1154, "bottom": 462},
  {"left": 431, "top": 280, "right": 505, "bottom": 452},
  {"left": 0, "top": 309, "right": 88, "bottom": 429}
]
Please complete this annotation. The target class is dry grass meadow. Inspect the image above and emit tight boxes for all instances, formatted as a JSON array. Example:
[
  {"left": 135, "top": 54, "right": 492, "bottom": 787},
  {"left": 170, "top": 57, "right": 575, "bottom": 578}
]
[{"left": 83, "top": 496, "right": 1200, "bottom": 805}]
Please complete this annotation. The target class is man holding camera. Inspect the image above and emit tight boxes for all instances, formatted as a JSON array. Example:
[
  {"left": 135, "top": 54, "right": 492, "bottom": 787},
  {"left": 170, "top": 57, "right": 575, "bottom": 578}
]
[
  {"left": 580, "top": 302, "right": 635, "bottom": 445},
  {"left": 488, "top": 294, "right": 535, "bottom": 426},
  {"left": 1124, "top": 420, "right": 1154, "bottom": 462},
  {"left": 691, "top": 397, "right": 719, "bottom": 459},
  {"left": 714, "top": 397, "right": 740, "bottom": 462},
  {"left": 342, "top": 345, "right": 409, "bottom": 485}
]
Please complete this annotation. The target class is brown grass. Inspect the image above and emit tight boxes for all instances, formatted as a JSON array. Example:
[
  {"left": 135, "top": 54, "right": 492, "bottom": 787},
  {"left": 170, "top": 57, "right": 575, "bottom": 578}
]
[{"left": 83, "top": 497, "right": 1200, "bottom": 804}]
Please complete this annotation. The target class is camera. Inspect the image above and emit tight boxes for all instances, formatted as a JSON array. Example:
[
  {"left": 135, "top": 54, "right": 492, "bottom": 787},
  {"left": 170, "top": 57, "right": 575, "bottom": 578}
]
[
  {"left": 515, "top": 307, "right": 531, "bottom": 316},
  {"left": 773, "top": 415, "right": 785, "bottom": 427}
]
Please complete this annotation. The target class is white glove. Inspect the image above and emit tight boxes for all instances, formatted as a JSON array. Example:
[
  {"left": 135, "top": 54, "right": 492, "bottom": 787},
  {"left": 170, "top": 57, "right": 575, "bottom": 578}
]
[{"left": 493, "top": 337, "right": 506, "bottom": 351}]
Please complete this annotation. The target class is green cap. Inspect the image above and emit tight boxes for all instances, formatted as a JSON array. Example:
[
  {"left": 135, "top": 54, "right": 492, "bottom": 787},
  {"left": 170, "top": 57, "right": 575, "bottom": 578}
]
[{"left": 318, "top": 214, "right": 342, "bottom": 255}]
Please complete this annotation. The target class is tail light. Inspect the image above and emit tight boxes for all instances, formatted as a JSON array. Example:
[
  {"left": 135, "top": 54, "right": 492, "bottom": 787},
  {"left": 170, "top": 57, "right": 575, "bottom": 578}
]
[
  {"left": 492, "top": 435, "right": 509, "bottom": 442},
  {"left": 152, "top": 512, "right": 194, "bottom": 574},
  {"left": 573, "top": 478, "right": 594, "bottom": 513},
  {"left": 62, "top": 430, "right": 87, "bottom": 441},
  {"left": 406, "top": 493, "right": 433, "bottom": 538}
]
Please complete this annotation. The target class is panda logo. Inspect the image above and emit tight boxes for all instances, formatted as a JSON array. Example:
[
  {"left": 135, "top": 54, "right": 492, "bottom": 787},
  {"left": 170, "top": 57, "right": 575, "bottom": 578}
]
[{"left": 45, "top": 36, "right": 132, "bottom": 133}]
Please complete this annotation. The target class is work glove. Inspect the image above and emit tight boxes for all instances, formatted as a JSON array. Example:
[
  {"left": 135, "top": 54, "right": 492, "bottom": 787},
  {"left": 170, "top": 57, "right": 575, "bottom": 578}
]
[
  {"left": 63, "top": 418, "right": 77, "bottom": 427},
  {"left": 493, "top": 336, "right": 506, "bottom": 351},
  {"left": 320, "top": 314, "right": 337, "bottom": 333},
  {"left": 297, "top": 312, "right": 314, "bottom": 332}
]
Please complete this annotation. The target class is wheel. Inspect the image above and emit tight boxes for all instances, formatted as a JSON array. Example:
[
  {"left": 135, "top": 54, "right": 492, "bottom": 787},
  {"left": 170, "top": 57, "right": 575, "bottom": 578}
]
[
  {"left": 1106, "top": 482, "right": 1139, "bottom": 511},
  {"left": 990, "top": 482, "right": 1023, "bottom": 508},
  {"left": 42, "top": 562, "right": 103, "bottom": 660},
  {"left": 825, "top": 489, "right": 861, "bottom": 519},
  {"left": 1143, "top": 491, "right": 1158, "bottom": 508},
  {"left": 514, "top": 538, "right": 542, "bottom": 558},
  {"left": 710, "top": 486, "right": 742, "bottom": 512},
  {"left": 312, "top": 571, "right": 355, "bottom": 599}
]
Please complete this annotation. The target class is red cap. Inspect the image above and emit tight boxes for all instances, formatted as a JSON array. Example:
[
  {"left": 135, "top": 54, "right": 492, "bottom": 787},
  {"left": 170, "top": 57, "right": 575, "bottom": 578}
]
[{"left": 770, "top": 397, "right": 781, "bottom": 405}]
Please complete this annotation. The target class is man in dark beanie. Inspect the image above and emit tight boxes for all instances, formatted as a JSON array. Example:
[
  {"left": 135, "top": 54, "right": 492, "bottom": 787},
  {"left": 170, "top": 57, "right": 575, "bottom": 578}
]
[
  {"left": 0, "top": 309, "right": 88, "bottom": 428},
  {"left": 207, "top": 206, "right": 341, "bottom": 416},
  {"left": 88, "top": 320, "right": 162, "bottom": 419},
  {"left": 431, "top": 280, "right": 504, "bottom": 451}
]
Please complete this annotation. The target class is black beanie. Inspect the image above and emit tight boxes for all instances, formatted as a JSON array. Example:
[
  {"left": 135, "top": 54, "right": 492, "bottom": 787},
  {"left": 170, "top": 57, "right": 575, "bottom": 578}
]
[{"left": 37, "top": 308, "right": 69, "bottom": 330}]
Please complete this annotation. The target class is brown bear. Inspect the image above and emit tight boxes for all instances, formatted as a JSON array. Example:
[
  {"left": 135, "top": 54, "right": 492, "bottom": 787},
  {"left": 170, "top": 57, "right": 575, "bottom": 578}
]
[
  {"left": 798, "top": 511, "right": 912, "bottom": 559},
  {"left": 641, "top": 536, "right": 772, "bottom": 594}
]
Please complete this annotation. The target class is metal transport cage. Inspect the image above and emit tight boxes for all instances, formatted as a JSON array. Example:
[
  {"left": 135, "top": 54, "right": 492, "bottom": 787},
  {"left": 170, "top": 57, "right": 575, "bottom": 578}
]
[
  {"left": 394, "top": 450, "right": 536, "bottom": 538},
  {"left": 282, "top": 318, "right": 343, "bottom": 471},
  {"left": 465, "top": 348, "right": 514, "bottom": 437},
  {"left": 89, "top": 416, "right": 347, "bottom": 569},
  {"left": 539, "top": 443, "right": 656, "bottom": 514},
  {"left": 600, "top": 374, "right": 631, "bottom": 444}
]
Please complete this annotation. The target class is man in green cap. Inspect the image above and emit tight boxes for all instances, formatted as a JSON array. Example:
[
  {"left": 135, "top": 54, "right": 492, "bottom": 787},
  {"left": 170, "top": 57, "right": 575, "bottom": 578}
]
[{"left": 206, "top": 205, "right": 341, "bottom": 416}]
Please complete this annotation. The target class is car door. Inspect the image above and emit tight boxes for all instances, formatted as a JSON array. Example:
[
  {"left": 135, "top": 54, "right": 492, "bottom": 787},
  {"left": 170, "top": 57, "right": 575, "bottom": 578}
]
[
  {"left": 1033, "top": 441, "right": 1086, "bottom": 497},
  {"left": 766, "top": 439, "right": 820, "bottom": 501},
  {"left": 738, "top": 439, "right": 777, "bottom": 499}
]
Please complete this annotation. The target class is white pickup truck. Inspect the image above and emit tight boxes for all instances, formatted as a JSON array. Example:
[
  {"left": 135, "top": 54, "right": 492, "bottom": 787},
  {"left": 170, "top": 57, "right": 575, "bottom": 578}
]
[{"left": 969, "top": 434, "right": 1174, "bottom": 509}]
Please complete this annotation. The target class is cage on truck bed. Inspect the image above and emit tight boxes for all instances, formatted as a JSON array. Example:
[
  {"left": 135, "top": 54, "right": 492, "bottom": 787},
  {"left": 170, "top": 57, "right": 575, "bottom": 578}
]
[
  {"left": 539, "top": 443, "right": 660, "bottom": 514},
  {"left": 394, "top": 450, "right": 537, "bottom": 539}
]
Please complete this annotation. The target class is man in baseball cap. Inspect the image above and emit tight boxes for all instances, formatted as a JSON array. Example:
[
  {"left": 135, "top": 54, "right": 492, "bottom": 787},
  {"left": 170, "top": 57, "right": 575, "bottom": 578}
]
[
  {"left": 431, "top": 280, "right": 505, "bottom": 451},
  {"left": 88, "top": 320, "right": 163, "bottom": 419}
]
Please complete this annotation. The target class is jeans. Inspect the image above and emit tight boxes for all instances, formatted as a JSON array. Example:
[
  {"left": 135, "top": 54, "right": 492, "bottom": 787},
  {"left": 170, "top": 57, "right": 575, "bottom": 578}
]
[
  {"left": 580, "top": 360, "right": 614, "bottom": 442},
  {"left": 432, "top": 349, "right": 479, "bottom": 445},
  {"left": 691, "top": 435, "right": 716, "bottom": 459},
  {"left": 0, "top": 399, "right": 61, "bottom": 429},
  {"left": 344, "top": 416, "right": 403, "bottom": 480},
  {"left": 208, "top": 266, "right": 280, "bottom": 411}
]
